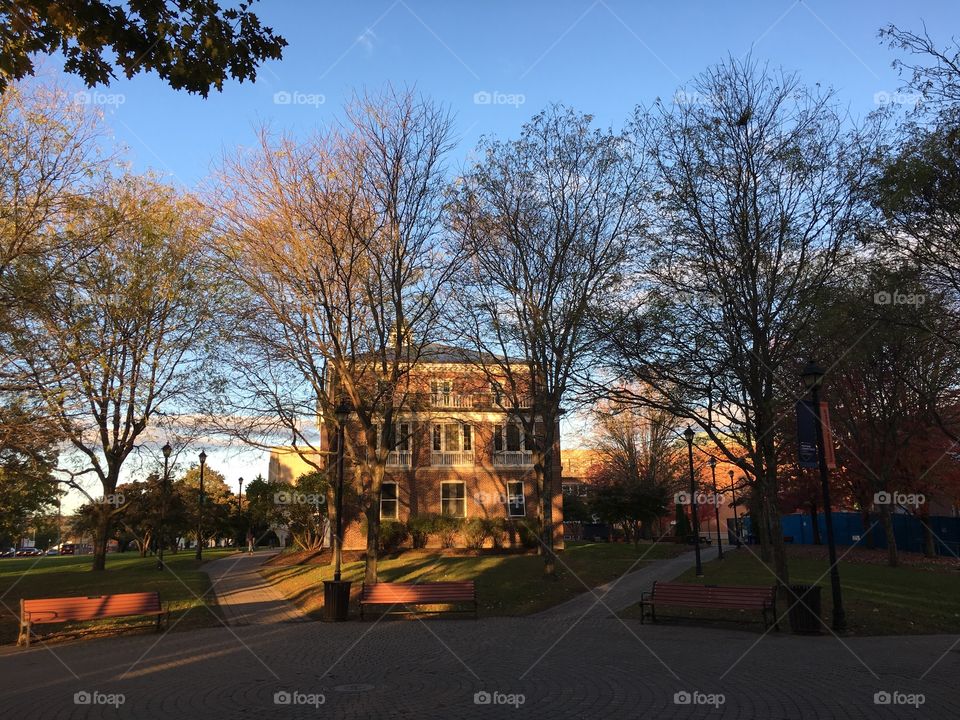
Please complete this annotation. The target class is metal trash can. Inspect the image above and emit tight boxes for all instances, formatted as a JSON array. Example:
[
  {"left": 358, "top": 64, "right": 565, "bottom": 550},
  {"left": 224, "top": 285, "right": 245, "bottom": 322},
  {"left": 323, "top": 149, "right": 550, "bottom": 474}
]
[
  {"left": 788, "top": 584, "right": 822, "bottom": 635},
  {"left": 323, "top": 580, "right": 352, "bottom": 622}
]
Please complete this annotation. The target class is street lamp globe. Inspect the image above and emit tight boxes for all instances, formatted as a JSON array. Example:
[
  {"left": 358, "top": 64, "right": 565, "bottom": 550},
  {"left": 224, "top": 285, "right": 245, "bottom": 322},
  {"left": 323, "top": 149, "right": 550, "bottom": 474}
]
[
  {"left": 162, "top": 442, "right": 172, "bottom": 459},
  {"left": 683, "top": 425, "right": 695, "bottom": 443},
  {"left": 335, "top": 397, "right": 352, "bottom": 424},
  {"left": 801, "top": 359, "right": 825, "bottom": 391},
  {"left": 708, "top": 456, "right": 717, "bottom": 469},
  {"left": 198, "top": 450, "right": 207, "bottom": 465}
]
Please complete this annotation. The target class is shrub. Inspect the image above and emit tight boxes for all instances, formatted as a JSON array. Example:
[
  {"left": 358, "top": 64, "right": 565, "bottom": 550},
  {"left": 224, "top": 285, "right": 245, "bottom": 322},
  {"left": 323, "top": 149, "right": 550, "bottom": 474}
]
[
  {"left": 378, "top": 520, "right": 409, "bottom": 554},
  {"left": 463, "top": 518, "right": 489, "bottom": 551},
  {"left": 433, "top": 515, "right": 463, "bottom": 548},
  {"left": 407, "top": 515, "right": 434, "bottom": 549},
  {"left": 485, "top": 518, "right": 507, "bottom": 550},
  {"left": 514, "top": 520, "right": 541, "bottom": 550}
]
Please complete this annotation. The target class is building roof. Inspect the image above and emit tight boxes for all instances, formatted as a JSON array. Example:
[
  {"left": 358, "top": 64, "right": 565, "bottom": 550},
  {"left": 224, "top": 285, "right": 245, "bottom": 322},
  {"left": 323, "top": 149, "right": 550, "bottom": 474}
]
[{"left": 413, "top": 343, "right": 525, "bottom": 366}]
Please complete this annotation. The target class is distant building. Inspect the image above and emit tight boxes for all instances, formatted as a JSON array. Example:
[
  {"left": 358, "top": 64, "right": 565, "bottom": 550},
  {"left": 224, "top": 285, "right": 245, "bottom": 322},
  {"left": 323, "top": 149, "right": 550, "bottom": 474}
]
[{"left": 269, "top": 344, "right": 564, "bottom": 550}]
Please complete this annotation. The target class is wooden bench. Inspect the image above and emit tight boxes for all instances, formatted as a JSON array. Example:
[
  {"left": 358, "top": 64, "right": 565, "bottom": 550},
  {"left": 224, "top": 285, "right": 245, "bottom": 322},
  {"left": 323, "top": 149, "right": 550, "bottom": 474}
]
[
  {"left": 639, "top": 581, "right": 778, "bottom": 629},
  {"left": 360, "top": 581, "right": 477, "bottom": 620},
  {"left": 18, "top": 592, "right": 168, "bottom": 647}
]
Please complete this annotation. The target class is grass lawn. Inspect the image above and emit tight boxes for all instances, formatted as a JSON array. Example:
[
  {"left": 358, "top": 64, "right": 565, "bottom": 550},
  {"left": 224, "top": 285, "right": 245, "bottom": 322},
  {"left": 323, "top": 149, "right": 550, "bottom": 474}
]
[
  {"left": 262, "top": 540, "right": 687, "bottom": 618},
  {"left": 620, "top": 545, "right": 960, "bottom": 635},
  {"left": 0, "top": 548, "right": 237, "bottom": 645}
]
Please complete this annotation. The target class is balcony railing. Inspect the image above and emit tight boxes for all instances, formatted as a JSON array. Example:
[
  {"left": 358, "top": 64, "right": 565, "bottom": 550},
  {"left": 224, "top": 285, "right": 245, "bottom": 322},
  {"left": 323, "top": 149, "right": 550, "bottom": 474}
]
[
  {"left": 365, "top": 449, "right": 412, "bottom": 467},
  {"left": 431, "top": 392, "right": 473, "bottom": 409},
  {"left": 386, "top": 450, "right": 412, "bottom": 467},
  {"left": 485, "top": 393, "right": 533, "bottom": 410},
  {"left": 431, "top": 450, "right": 474, "bottom": 466},
  {"left": 493, "top": 451, "right": 534, "bottom": 466}
]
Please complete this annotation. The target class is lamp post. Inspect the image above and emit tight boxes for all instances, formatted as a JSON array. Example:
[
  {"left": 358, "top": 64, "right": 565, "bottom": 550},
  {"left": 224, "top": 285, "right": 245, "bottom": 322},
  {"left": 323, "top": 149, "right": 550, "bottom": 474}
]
[
  {"left": 684, "top": 426, "right": 703, "bottom": 577},
  {"left": 729, "top": 469, "right": 742, "bottom": 548},
  {"left": 802, "top": 359, "right": 846, "bottom": 633},
  {"left": 237, "top": 477, "right": 244, "bottom": 549},
  {"left": 708, "top": 457, "right": 724, "bottom": 560},
  {"left": 195, "top": 450, "right": 207, "bottom": 561},
  {"left": 324, "top": 397, "right": 353, "bottom": 621},
  {"left": 157, "top": 443, "right": 172, "bottom": 570}
]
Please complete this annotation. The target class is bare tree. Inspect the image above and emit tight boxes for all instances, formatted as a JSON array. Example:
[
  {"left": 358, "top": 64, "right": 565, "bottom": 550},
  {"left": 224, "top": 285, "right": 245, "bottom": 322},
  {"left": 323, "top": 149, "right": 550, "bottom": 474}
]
[
  {"left": 0, "top": 80, "right": 112, "bottom": 452},
  {"left": 589, "top": 404, "right": 684, "bottom": 542},
  {"left": 447, "top": 105, "right": 650, "bottom": 576},
  {"left": 605, "top": 57, "right": 877, "bottom": 589},
  {"left": 212, "top": 87, "right": 455, "bottom": 583},
  {"left": 8, "top": 175, "right": 218, "bottom": 570}
]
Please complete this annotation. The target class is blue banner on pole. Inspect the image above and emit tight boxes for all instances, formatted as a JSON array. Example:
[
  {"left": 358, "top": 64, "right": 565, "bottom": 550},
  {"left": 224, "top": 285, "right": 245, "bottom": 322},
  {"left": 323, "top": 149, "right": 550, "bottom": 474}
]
[{"left": 796, "top": 400, "right": 819, "bottom": 469}]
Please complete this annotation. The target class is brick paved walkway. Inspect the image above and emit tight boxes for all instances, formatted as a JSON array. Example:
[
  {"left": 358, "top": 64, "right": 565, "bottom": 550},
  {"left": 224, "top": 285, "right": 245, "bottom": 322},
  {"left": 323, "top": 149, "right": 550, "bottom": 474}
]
[
  {"left": 1, "top": 612, "right": 956, "bottom": 718},
  {"left": 537, "top": 548, "right": 700, "bottom": 619},
  {"left": 206, "top": 550, "right": 307, "bottom": 626},
  {"left": 1, "top": 548, "right": 956, "bottom": 719}
]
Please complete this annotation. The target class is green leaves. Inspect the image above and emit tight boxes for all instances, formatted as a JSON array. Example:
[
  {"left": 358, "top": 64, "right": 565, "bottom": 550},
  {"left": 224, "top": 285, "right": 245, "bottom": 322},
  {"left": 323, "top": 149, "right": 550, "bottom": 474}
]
[{"left": 0, "top": 0, "right": 286, "bottom": 97}]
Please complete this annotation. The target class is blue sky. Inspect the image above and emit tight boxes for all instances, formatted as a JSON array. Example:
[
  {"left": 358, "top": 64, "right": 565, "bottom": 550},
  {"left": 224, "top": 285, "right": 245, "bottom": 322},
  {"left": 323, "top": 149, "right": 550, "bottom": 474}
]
[
  {"left": 77, "top": 0, "right": 958, "bottom": 188},
  {"left": 52, "top": 0, "right": 959, "bottom": 509}
]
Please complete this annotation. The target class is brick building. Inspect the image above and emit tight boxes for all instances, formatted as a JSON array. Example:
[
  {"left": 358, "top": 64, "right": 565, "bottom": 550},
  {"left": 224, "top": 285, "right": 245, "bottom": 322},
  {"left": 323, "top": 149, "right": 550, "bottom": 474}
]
[{"left": 270, "top": 344, "right": 564, "bottom": 550}]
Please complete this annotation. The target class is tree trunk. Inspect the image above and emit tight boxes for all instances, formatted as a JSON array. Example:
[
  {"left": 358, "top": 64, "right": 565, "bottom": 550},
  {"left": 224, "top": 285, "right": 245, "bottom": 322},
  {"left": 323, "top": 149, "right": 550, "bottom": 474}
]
[
  {"left": 363, "top": 460, "right": 386, "bottom": 585},
  {"left": 762, "top": 475, "right": 790, "bottom": 589},
  {"left": 880, "top": 504, "right": 899, "bottom": 567},
  {"left": 862, "top": 508, "right": 874, "bottom": 549},
  {"left": 364, "top": 504, "right": 381, "bottom": 585},
  {"left": 810, "top": 501, "right": 822, "bottom": 545},
  {"left": 920, "top": 506, "right": 936, "bottom": 558},
  {"left": 91, "top": 508, "right": 111, "bottom": 571},
  {"left": 753, "top": 492, "right": 771, "bottom": 562},
  {"left": 537, "top": 437, "right": 556, "bottom": 578}
]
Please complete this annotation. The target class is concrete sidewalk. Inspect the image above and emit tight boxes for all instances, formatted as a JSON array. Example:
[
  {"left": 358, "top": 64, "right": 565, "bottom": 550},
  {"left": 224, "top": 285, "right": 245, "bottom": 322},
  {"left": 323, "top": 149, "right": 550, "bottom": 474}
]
[
  {"left": 206, "top": 550, "right": 308, "bottom": 625},
  {"left": 536, "top": 547, "right": 703, "bottom": 619}
]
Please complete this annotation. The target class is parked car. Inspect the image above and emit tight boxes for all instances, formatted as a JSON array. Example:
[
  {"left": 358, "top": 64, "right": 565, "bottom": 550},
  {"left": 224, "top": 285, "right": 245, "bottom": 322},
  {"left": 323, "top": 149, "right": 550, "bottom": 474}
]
[
  {"left": 0, "top": 548, "right": 15, "bottom": 558},
  {"left": 45, "top": 548, "right": 59, "bottom": 556}
]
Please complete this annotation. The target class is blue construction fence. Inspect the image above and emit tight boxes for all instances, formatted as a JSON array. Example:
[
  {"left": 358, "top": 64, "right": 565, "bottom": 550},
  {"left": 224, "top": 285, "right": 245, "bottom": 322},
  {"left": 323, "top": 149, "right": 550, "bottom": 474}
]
[{"left": 732, "top": 512, "right": 960, "bottom": 558}]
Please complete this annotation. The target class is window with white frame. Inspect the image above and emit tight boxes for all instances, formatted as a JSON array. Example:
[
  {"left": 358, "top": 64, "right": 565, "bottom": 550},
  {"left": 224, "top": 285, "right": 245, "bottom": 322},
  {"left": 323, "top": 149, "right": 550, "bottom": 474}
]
[
  {"left": 440, "top": 481, "right": 466, "bottom": 517},
  {"left": 380, "top": 482, "right": 399, "bottom": 520},
  {"left": 433, "top": 423, "right": 471, "bottom": 451},
  {"left": 371, "top": 422, "right": 412, "bottom": 466},
  {"left": 431, "top": 379, "right": 453, "bottom": 395},
  {"left": 507, "top": 481, "right": 526, "bottom": 517},
  {"left": 373, "top": 422, "right": 410, "bottom": 451},
  {"left": 494, "top": 423, "right": 524, "bottom": 452}
]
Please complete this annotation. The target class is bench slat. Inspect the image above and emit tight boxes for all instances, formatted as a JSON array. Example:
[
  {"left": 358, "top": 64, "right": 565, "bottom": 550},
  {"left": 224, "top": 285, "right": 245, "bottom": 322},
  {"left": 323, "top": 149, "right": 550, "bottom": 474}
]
[
  {"left": 360, "top": 582, "right": 476, "bottom": 612},
  {"left": 22, "top": 592, "right": 163, "bottom": 624}
]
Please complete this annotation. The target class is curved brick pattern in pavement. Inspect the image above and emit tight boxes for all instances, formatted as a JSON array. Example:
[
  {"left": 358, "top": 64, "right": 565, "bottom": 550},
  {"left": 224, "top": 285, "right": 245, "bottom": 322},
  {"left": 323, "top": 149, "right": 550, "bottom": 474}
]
[
  {"left": 0, "top": 615, "right": 957, "bottom": 719},
  {"left": 206, "top": 550, "right": 308, "bottom": 626}
]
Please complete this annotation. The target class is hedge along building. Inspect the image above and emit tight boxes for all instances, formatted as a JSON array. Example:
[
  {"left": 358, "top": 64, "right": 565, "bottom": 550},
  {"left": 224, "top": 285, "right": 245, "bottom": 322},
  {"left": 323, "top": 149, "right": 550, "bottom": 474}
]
[{"left": 269, "top": 344, "right": 564, "bottom": 551}]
